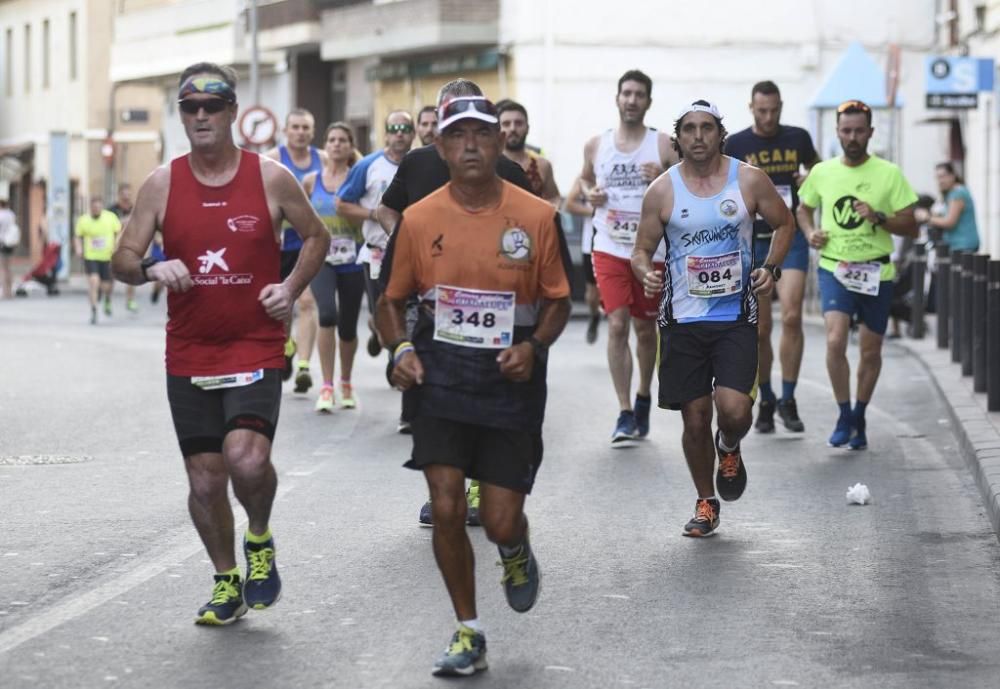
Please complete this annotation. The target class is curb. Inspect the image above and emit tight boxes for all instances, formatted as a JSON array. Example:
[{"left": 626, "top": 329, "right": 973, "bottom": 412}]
[{"left": 892, "top": 331, "right": 1000, "bottom": 539}]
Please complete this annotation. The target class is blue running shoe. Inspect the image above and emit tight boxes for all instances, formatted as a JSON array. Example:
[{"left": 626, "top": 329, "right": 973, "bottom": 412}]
[
  {"left": 828, "top": 417, "right": 853, "bottom": 447},
  {"left": 243, "top": 535, "right": 281, "bottom": 610},
  {"left": 419, "top": 499, "right": 433, "bottom": 527},
  {"left": 611, "top": 410, "right": 639, "bottom": 447},
  {"left": 432, "top": 625, "right": 488, "bottom": 677},
  {"left": 498, "top": 531, "right": 541, "bottom": 613},
  {"left": 634, "top": 395, "right": 652, "bottom": 438},
  {"left": 849, "top": 418, "right": 868, "bottom": 451},
  {"left": 195, "top": 573, "right": 247, "bottom": 626}
]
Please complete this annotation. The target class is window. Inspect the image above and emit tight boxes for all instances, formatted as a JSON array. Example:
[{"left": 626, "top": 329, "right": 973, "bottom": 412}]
[
  {"left": 42, "top": 19, "right": 49, "bottom": 89},
  {"left": 69, "top": 11, "right": 77, "bottom": 81},
  {"left": 23, "top": 23, "right": 30, "bottom": 93},
  {"left": 4, "top": 28, "right": 11, "bottom": 97}
]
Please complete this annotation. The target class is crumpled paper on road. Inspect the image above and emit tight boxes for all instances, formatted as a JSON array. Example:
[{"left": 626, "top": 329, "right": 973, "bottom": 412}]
[{"left": 846, "top": 483, "right": 871, "bottom": 505}]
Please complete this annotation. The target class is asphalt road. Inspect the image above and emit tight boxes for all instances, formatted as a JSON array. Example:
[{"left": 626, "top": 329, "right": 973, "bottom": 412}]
[{"left": 2, "top": 287, "right": 1000, "bottom": 689}]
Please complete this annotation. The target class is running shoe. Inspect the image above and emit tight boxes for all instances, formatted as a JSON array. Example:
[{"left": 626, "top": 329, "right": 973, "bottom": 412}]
[
  {"left": 682, "top": 498, "right": 720, "bottom": 538},
  {"left": 126, "top": 299, "right": 138, "bottom": 313},
  {"left": 828, "top": 417, "right": 853, "bottom": 448},
  {"left": 849, "top": 417, "right": 867, "bottom": 451},
  {"left": 611, "top": 410, "right": 639, "bottom": 447},
  {"left": 634, "top": 395, "right": 652, "bottom": 438},
  {"left": 282, "top": 338, "right": 296, "bottom": 381},
  {"left": 367, "top": 333, "right": 381, "bottom": 357},
  {"left": 398, "top": 417, "right": 412, "bottom": 435},
  {"left": 195, "top": 573, "right": 248, "bottom": 626},
  {"left": 586, "top": 314, "right": 600, "bottom": 344},
  {"left": 340, "top": 381, "right": 356, "bottom": 409},
  {"left": 776, "top": 398, "right": 805, "bottom": 432},
  {"left": 466, "top": 481, "right": 481, "bottom": 527},
  {"left": 315, "top": 385, "right": 335, "bottom": 413},
  {"left": 419, "top": 500, "right": 433, "bottom": 526},
  {"left": 432, "top": 625, "right": 488, "bottom": 677},
  {"left": 498, "top": 530, "right": 540, "bottom": 613},
  {"left": 714, "top": 429, "right": 747, "bottom": 502},
  {"left": 293, "top": 364, "right": 312, "bottom": 394},
  {"left": 243, "top": 535, "right": 281, "bottom": 609},
  {"left": 150, "top": 289, "right": 161, "bottom": 304},
  {"left": 90, "top": 306, "right": 97, "bottom": 325},
  {"left": 103, "top": 299, "right": 112, "bottom": 317},
  {"left": 754, "top": 399, "right": 776, "bottom": 433}
]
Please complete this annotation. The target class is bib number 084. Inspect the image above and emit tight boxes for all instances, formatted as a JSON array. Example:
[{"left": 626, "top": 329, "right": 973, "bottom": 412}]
[{"left": 698, "top": 268, "right": 733, "bottom": 284}]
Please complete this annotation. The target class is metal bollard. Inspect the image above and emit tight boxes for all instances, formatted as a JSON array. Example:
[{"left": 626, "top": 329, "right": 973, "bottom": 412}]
[
  {"left": 911, "top": 244, "right": 926, "bottom": 339},
  {"left": 951, "top": 250, "right": 965, "bottom": 363},
  {"left": 972, "top": 254, "right": 988, "bottom": 392},
  {"left": 935, "top": 245, "right": 950, "bottom": 348},
  {"left": 988, "top": 260, "right": 1000, "bottom": 412},
  {"left": 961, "top": 252, "right": 975, "bottom": 376}
]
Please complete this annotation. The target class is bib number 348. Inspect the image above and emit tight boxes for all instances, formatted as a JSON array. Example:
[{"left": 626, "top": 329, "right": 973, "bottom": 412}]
[{"left": 434, "top": 285, "right": 515, "bottom": 349}]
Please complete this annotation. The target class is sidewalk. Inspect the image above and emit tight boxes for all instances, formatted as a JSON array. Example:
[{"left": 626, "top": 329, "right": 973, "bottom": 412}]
[{"left": 891, "top": 321, "right": 1000, "bottom": 539}]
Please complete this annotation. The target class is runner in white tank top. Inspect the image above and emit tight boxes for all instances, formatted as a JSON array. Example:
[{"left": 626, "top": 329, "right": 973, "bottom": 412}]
[
  {"left": 580, "top": 69, "right": 676, "bottom": 447},
  {"left": 632, "top": 100, "right": 795, "bottom": 538}
]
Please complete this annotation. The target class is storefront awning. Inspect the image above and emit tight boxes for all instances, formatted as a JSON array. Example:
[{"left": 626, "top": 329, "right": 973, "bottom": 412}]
[{"left": 811, "top": 42, "right": 902, "bottom": 109}]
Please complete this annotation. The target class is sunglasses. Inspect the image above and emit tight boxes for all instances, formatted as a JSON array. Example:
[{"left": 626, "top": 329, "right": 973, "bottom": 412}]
[
  {"left": 836, "top": 99, "right": 872, "bottom": 114},
  {"left": 178, "top": 98, "right": 230, "bottom": 115},
  {"left": 386, "top": 123, "right": 414, "bottom": 134},
  {"left": 439, "top": 97, "right": 498, "bottom": 121}
]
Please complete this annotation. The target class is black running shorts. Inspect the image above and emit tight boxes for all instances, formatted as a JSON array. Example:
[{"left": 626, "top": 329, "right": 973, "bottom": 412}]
[
  {"left": 658, "top": 321, "right": 758, "bottom": 410},
  {"left": 582, "top": 252, "right": 596, "bottom": 286},
  {"left": 406, "top": 415, "right": 543, "bottom": 494},
  {"left": 84, "top": 259, "right": 112, "bottom": 281},
  {"left": 166, "top": 369, "right": 282, "bottom": 457},
  {"left": 279, "top": 249, "right": 300, "bottom": 282}
]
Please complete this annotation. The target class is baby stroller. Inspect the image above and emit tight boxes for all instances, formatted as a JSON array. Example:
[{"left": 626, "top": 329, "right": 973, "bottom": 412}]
[{"left": 15, "top": 241, "right": 61, "bottom": 296}]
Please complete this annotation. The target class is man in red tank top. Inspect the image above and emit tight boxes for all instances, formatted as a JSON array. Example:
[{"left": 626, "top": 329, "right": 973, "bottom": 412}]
[{"left": 112, "top": 62, "right": 329, "bottom": 626}]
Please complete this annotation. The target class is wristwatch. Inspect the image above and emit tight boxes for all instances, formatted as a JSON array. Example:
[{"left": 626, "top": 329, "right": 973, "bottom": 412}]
[
  {"left": 872, "top": 211, "right": 888, "bottom": 226},
  {"left": 140, "top": 256, "right": 161, "bottom": 283},
  {"left": 527, "top": 336, "right": 549, "bottom": 362},
  {"left": 762, "top": 263, "right": 782, "bottom": 282}
]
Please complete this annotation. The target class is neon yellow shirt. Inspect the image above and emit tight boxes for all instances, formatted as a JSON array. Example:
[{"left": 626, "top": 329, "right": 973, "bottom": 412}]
[
  {"left": 75, "top": 210, "right": 121, "bottom": 262},
  {"left": 798, "top": 154, "right": 917, "bottom": 281}
]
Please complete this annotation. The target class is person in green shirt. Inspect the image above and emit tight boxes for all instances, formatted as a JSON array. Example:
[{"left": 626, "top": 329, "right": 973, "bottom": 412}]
[
  {"left": 74, "top": 197, "right": 122, "bottom": 324},
  {"left": 797, "top": 100, "right": 918, "bottom": 450},
  {"left": 915, "top": 162, "right": 980, "bottom": 252}
]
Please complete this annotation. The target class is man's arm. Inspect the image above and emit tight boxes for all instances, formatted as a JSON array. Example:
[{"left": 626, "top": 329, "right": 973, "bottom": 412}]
[
  {"left": 631, "top": 173, "right": 671, "bottom": 293},
  {"left": 539, "top": 157, "right": 561, "bottom": 208},
  {"left": 335, "top": 158, "right": 376, "bottom": 225},
  {"left": 267, "top": 162, "right": 330, "bottom": 300},
  {"left": 111, "top": 167, "right": 191, "bottom": 289},
  {"left": 375, "top": 221, "right": 423, "bottom": 389},
  {"left": 73, "top": 217, "right": 83, "bottom": 257},
  {"left": 579, "top": 135, "right": 600, "bottom": 196},
  {"left": 879, "top": 205, "right": 918, "bottom": 238},
  {"left": 745, "top": 167, "right": 794, "bottom": 294}
]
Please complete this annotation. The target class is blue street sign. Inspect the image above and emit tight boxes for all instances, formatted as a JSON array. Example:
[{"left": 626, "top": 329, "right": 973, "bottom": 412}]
[{"left": 926, "top": 56, "right": 995, "bottom": 108}]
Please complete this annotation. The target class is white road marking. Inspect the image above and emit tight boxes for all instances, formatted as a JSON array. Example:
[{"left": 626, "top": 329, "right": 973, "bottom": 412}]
[
  {"left": 545, "top": 666, "right": 575, "bottom": 672},
  {"left": 602, "top": 594, "right": 630, "bottom": 599}
]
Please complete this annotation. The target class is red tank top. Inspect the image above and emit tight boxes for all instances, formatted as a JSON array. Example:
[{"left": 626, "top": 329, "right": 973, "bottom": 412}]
[{"left": 162, "top": 151, "right": 284, "bottom": 376}]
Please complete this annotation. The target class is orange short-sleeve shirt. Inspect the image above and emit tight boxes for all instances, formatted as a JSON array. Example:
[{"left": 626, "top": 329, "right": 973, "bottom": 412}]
[{"left": 385, "top": 181, "right": 570, "bottom": 308}]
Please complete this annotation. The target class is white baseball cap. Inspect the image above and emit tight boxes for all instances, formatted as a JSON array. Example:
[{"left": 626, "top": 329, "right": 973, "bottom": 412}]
[
  {"left": 437, "top": 96, "right": 499, "bottom": 131},
  {"left": 676, "top": 100, "right": 724, "bottom": 122}
]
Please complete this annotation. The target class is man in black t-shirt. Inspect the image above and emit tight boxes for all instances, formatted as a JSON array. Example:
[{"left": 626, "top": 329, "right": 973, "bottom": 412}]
[{"left": 725, "top": 80, "right": 818, "bottom": 435}]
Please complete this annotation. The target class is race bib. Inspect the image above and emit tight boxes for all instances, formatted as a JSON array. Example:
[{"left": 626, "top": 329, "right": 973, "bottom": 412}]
[
  {"left": 834, "top": 261, "right": 880, "bottom": 296},
  {"left": 775, "top": 184, "right": 793, "bottom": 209},
  {"left": 90, "top": 237, "right": 107, "bottom": 250},
  {"left": 191, "top": 369, "right": 264, "bottom": 390},
  {"left": 607, "top": 209, "right": 640, "bottom": 245},
  {"left": 368, "top": 247, "right": 384, "bottom": 280},
  {"left": 434, "top": 285, "right": 515, "bottom": 349},
  {"left": 326, "top": 236, "right": 357, "bottom": 266},
  {"left": 686, "top": 251, "right": 743, "bottom": 298}
]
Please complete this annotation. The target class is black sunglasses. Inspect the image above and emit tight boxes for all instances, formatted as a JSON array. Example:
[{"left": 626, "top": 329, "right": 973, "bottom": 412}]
[
  {"left": 386, "top": 123, "right": 414, "bottom": 134},
  {"left": 439, "top": 97, "right": 498, "bottom": 120},
  {"left": 178, "top": 98, "right": 230, "bottom": 115}
]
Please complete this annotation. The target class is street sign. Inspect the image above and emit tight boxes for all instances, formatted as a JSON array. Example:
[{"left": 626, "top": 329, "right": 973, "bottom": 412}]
[
  {"left": 238, "top": 105, "right": 278, "bottom": 146},
  {"left": 926, "top": 56, "right": 995, "bottom": 108}
]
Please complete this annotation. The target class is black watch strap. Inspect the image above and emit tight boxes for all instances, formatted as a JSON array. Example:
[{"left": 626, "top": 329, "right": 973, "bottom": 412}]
[
  {"left": 528, "top": 336, "right": 548, "bottom": 354},
  {"left": 763, "top": 263, "right": 781, "bottom": 281},
  {"left": 140, "top": 257, "right": 160, "bottom": 283}
]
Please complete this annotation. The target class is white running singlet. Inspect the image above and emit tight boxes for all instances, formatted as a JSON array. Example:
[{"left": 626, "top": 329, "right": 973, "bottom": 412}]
[{"left": 592, "top": 127, "right": 664, "bottom": 260}]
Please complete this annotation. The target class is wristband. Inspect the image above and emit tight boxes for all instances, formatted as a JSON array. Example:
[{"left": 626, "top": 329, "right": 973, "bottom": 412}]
[{"left": 393, "top": 344, "right": 415, "bottom": 364}]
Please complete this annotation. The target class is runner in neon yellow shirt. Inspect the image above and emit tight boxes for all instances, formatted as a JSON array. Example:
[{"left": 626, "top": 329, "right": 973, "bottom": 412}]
[
  {"left": 797, "top": 100, "right": 917, "bottom": 450},
  {"left": 74, "top": 197, "right": 122, "bottom": 323}
]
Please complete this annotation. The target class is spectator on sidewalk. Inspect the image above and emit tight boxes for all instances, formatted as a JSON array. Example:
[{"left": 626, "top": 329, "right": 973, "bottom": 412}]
[
  {"left": 915, "top": 162, "right": 979, "bottom": 253},
  {"left": 0, "top": 198, "right": 19, "bottom": 299}
]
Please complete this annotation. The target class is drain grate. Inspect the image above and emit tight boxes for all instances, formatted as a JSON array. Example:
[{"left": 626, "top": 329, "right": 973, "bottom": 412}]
[{"left": 0, "top": 455, "right": 92, "bottom": 466}]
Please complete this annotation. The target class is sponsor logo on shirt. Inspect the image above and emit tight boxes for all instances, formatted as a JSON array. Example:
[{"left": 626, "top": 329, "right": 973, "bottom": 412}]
[
  {"left": 498, "top": 226, "right": 532, "bottom": 262},
  {"left": 719, "top": 199, "right": 738, "bottom": 218},
  {"left": 192, "top": 247, "right": 254, "bottom": 286},
  {"left": 202, "top": 201, "right": 228, "bottom": 208},
  {"left": 832, "top": 196, "right": 865, "bottom": 230},
  {"left": 227, "top": 215, "right": 260, "bottom": 233}
]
